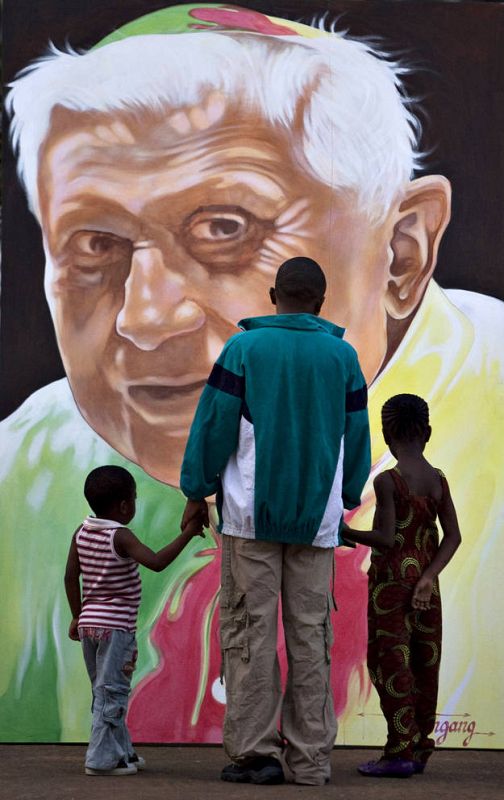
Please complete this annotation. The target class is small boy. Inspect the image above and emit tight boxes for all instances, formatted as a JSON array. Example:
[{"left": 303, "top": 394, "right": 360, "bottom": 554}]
[
  {"left": 342, "top": 394, "right": 461, "bottom": 778},
  {"left": 64, "top": 465, "right": 204, "bottom": 776}
]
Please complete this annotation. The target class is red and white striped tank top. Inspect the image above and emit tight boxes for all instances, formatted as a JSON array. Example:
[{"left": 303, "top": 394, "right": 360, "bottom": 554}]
[{"left": 76, "top": 517, "right": 141, "bottom": 631}]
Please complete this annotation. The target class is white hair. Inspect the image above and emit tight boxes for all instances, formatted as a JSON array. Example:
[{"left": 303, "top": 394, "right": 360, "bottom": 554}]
[{"left": 7, "top": 30, "right": 421, "bottom": 223}]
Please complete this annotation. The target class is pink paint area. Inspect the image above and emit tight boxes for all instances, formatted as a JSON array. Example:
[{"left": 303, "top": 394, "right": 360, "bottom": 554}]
[
  {"left": 128, "top": 542, "right": 370, "bottom": 742},
  {"left": 128, "top": 547, "right": 224, "bottom": 742},
  {"left": 189, "top": 6, "right": 298, "bottom": 36}
]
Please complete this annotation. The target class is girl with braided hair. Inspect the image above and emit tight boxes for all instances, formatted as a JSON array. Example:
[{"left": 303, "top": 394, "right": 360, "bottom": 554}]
[{"left": 343, "top": 394, "right": 461, "bottom": 778}]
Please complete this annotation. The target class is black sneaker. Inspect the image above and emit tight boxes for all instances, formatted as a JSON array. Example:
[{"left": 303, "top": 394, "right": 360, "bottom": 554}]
[
  {"left": 85, "top": 758, "right": 137, "bottom": 776},
  {"left": 221, "top": 756, "right": 285, "bottom": 784},
  {"left": 129, "top": 753, "right": 146, "bottom": 770}
]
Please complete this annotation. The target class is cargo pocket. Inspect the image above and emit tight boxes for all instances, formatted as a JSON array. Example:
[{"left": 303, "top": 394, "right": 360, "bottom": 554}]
[
  {"left": 324, "top": 593, "right": 335, "bottom": 664},
  {"left": 102, "top": 687, "right": 127, "bottom": 726},
  {"left": 220, "top": 590, "right": 250, "bottom": 666}
]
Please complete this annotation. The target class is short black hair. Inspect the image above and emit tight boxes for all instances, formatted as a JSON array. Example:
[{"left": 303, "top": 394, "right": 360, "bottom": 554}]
[
  {"left": 381, "top": 394, "right": 430, "bottom": 442},
  {"left": 275, "top": 257, "right": 326, "bottom": 302},
  {"left": 84, "top": 465, "right": 136, "bottom": 516}
]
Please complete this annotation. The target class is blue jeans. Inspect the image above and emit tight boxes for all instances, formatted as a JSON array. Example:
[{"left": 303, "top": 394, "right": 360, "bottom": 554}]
[{"left": 81, "top": 629, "right": 137, "bottom": 770}]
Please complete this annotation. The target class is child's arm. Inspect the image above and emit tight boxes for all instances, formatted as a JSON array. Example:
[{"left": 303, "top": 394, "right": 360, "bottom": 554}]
[
  {"left": 114, "top": 517, "right": 205, "bottom": 572},
  {"left": 412, "top": 478, "right": 461, "bottom": 610},
  {"left": 64, "top": 531, "right": 82, "bottom": 641},
  {"left": 341, "top": 472, "right": 396, "bottom": 550}
]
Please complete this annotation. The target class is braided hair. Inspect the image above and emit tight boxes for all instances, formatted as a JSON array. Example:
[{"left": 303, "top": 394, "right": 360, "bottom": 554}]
[{"left": 381, "top": 394, "right": 430, "bottom": 443}]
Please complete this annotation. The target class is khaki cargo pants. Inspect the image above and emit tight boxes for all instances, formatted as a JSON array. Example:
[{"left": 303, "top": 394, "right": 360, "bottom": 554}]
[{"left": 220, "top": 534, "right": 337, "bottom": 786}]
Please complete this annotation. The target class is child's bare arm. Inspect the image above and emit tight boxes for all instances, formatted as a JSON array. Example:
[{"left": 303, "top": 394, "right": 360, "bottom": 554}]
[
  {"left": 114, "top": 517, "right": 205, "bottom": 572},
  {"left": 426, "top": 479, "right": 462, "bottom": 577},
  {"left": 64, "top": 531, "right": 82, "bottom": 640},
  {"left": 342, "top": 473, "right": 396, "bottom": 549},
  {"left": 412, "top": 478, "right": 461, "bottom": 609}
]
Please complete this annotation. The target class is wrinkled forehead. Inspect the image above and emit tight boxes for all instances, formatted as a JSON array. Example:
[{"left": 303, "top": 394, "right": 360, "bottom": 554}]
[
  {"left": 40, "top": 91, "right": 233, "bottom": 151},
  {"left": 37, "top": 89, "right": 294, "bottom": 178}
]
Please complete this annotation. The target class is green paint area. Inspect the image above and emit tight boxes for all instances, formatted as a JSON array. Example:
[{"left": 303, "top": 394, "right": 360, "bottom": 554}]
[
  {"left": 94, "top": 4, "right": 228, "bottom": 49},
  {"left": 2, "top": 642, "right": 61, "bottom": 742}
]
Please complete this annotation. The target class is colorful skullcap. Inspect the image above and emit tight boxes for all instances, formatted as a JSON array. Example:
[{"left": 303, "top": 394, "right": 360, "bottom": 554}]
[{"left": 94, "top": 3, "right": 329, "bottom": 49}]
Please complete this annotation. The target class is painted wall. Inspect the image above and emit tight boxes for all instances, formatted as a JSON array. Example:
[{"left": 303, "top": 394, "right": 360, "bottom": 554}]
[{"left": 1, "top": 1, "right": 503, "bottom": 750}]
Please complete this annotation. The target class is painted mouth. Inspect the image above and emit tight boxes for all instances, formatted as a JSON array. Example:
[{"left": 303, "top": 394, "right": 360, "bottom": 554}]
[
  {"left": 126, "top": 379, "right": 207, "bottom": 423},
  {"left": 129, "top": 381, "right": 205, "bottom": 399}
]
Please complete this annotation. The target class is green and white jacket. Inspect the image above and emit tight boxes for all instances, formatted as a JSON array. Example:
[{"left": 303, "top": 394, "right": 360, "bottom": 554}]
[{"left": 181, "top": 314, "right": 371, "bottom": 547}]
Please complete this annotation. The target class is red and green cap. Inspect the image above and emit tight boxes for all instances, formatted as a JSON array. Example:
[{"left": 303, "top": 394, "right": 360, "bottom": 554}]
[{"left": 94, "top": 3, "right": 328, "bottom": 49}]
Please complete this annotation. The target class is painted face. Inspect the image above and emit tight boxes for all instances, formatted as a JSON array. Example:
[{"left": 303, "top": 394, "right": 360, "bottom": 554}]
[{"left": 38, "top": 99, "right": 393, "bottom": 484}]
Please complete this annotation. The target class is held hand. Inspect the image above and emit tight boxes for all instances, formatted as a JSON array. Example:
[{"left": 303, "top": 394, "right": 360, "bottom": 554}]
[
  {"left": 183, "top": 517, "right": 206, "bottom": 539},
  {"left": 68, "top": 618, "right": 80, "bottom": 641},
  {"left": 181, "top": 499, "right": 209, "bottom": 530},
  {"left": 412, "top": 575, "right": 433, "bottom": 611},
  {"left": 339, "top": 520, "right": 356, "bottom": 548}
]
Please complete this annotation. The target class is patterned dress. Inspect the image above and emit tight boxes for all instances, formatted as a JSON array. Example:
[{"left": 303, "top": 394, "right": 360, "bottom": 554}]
[{"left": 367, "top": 467, "right": 446, "bottom": 762}]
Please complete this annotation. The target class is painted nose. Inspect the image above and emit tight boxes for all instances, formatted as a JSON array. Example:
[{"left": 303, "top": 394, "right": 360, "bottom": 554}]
[{"left": 116, "top": 246, "right": 206, "bottom": 350}]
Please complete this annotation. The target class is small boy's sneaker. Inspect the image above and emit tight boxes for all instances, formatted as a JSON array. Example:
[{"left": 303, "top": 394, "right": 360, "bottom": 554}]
[
  {"left": 85, "top": 758, "right": 137, "bottom": 776},
  {"left": 129, "top": 753, "right": 146, "bottom": 770}
]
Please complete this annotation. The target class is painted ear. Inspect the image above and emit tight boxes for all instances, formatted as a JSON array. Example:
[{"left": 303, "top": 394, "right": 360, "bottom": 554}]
[{"left": 385, "top": 176, "right": 451, "bottom": 319}]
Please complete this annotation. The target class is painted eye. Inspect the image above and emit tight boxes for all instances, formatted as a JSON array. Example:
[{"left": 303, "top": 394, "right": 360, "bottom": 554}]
[
  {"left": 70, "top": 231, "right": 131, "bottom": 260},
  {"left": 63, "top": 231, "right": 132, "bottom": 288},
  {"left": 182, "top": 206, "right": 273, "bottom": 269},
  {"left": 187, "top": 212, "right": 247, "bottom": 242}
]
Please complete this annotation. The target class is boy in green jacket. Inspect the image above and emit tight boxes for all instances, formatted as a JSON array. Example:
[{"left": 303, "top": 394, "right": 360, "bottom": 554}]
[{"left": 181, "top": 257, "right": 371, "bottom": 786}]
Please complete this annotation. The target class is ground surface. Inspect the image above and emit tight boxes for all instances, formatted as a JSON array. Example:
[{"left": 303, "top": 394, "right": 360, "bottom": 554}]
[{"left": 1, "top": 745, "right": 503, "bottom": 800}]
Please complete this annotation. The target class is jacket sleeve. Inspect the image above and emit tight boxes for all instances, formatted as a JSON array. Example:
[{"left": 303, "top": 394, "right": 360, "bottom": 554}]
[
  {"left": 180, "top": 337, "right": 245, "bottom": 500},
  {"left": 342, "top": 355, "right": 371, "bottom": 509}
]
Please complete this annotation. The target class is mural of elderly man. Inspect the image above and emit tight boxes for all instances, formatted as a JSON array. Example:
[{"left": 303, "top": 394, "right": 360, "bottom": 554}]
[{"left": 1, "top": 2, "right": 503, "bottom": 747}]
